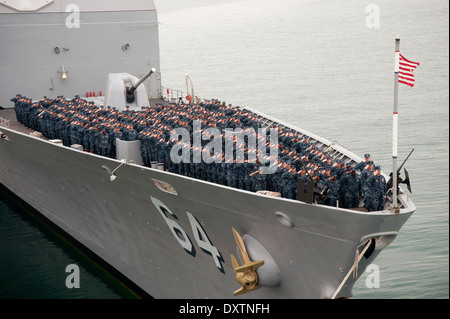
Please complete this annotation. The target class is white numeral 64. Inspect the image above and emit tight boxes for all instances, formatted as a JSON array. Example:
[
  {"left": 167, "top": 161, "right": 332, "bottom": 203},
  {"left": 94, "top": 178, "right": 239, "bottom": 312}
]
[{"left": 151, "top": 196, "right": 224, "bottom": 273}]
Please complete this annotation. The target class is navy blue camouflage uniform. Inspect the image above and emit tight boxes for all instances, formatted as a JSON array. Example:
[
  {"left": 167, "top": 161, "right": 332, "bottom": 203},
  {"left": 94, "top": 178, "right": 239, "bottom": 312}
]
[
  {"left": 339, "top": 169, "right": 361, "bottom": 208},
  {"left": 11, "top": 95, "right": 386, "bottom": 210},
  {"left": 365, "top": 166, "right": 387, "bottom": 211}
]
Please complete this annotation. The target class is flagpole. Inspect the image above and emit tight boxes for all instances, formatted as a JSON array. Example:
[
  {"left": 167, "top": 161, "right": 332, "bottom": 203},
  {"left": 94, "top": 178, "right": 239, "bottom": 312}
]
[{"left": 392, "top": 35, "right": 400, "bottom": 211}]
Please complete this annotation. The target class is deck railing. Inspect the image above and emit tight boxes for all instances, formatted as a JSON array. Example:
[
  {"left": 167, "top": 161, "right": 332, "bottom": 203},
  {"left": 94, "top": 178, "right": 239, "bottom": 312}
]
[{"left": 161, "top": 87, "right": 186, "bottom": 104}]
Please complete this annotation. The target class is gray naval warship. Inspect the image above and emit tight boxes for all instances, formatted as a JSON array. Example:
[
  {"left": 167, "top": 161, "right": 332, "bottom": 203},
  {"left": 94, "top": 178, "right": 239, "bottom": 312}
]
[{"left": 0, "top": 0, "right": 416, "bottom": 299}]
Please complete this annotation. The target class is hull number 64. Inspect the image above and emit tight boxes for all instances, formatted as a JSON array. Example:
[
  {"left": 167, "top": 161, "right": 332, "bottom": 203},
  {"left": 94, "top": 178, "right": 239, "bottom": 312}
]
[{"left": 151, "top": 196, "right": 224, "bottom": 273}]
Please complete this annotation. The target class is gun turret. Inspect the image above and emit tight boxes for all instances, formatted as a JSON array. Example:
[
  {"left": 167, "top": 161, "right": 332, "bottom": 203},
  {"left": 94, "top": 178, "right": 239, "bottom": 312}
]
[
  {"left": 125, "top": 68, "right": 156, "bottom": 103},
  {"left": 104, "top": 68, "right": 155, "bottom": 111}
]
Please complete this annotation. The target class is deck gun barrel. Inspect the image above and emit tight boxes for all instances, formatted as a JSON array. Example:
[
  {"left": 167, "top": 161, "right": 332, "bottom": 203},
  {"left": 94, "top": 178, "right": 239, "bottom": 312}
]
[{"left": 125, "top": 67, "right": 156, "bottom": 103}]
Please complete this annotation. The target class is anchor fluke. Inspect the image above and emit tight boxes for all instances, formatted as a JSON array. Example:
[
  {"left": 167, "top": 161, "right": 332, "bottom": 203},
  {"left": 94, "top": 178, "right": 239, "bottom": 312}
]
[{"left": 230, "top": 228, "right": 264, "bottom": 296}]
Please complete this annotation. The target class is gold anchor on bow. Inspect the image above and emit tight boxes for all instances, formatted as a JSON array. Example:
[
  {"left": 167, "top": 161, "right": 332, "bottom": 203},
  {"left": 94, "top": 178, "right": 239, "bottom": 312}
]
[{"left": 230, "top": 228, "right": 264, "bottom": 296}]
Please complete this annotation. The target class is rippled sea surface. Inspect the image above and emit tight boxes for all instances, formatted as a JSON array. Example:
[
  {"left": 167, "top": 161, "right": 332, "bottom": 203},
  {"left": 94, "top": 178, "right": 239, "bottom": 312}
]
[{"left": 0, "top": 0, "right": 448, "bottom": 299}]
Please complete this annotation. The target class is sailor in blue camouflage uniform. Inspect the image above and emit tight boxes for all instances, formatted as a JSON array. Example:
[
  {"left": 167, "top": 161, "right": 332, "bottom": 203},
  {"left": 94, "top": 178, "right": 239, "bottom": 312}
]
[
  {"left": 361, "top": 160, "right": 374, "bottom": 206},
  {"left": 111, "top": 128, "right": 123, "bottom": 159},
  {"left": 149, "top": 135, "right": 159, "bottom": 164},
  {"left": 286, "top": 168, "right": 299, "bottom": 200},
  {"left": 335, "top": 160, "right": 346, "bottom": 181},
  {"left": 138, "top": 132, "right": 148, "bottom": 163},
  {"left": 87, "top": 126, "right": 97, "bottom": 153},
  {"left": 297, "top": 166, "right": 309, "bottom": 182},
  {"left": 29, "top": 102, "right": 42, "bottom": 132},
  {"left": 12, "top": 95, "right": 31, "bottom": 127},
  {"left": 320, "top": 166, "right": 332, "bottom": 183},
  {"left": 81, "top": 124, "right": 91, "bottom": 152},
  {"left": 311, "top": 170, "right": 323, "bottom": 203},
  {"left": 324, "top": 174, "right": 340, "bottom": 207},
  {"left": 270, "top": 162, "right": 284, "bottom": 193},
  {"left": 339, "top": 167, "right": 361, "bottom": 208},
  {"left": 47, "top": 111, "right": 57, "bottom": 139},
  {"left": 205, "top": 160, "right": 213, "bottom": 181},
  {"left": 217, "top": 161, "right": 226, "bottom": 185},
  {"left": 62, "top": 118, "right": 71, "bottom": 147},
  {"left": 277, "top": 166, "right": 290, "bottom": 198},
  {"left": 93, "top": 127, "right": 102, "bottom": 154},
  {"left": 210, "top": 161, "right": 219, "bottom": 183},
  {"left": 99, "top": 130, "right": 110, "bottom": 157},
  {"left": 157, "top": 138, "right": 168, "bottom": 169},
  {"left": 69, "top": 121, "right": 79, "bottom": 146},
  {"left": 199, "top": 157, "right": 207, "bottom": 180},
  {"left": 252, "top": 169, "right": 266, "bottom": 193},
  {"left": 127, "top": 126, "right": 138, "bottom": 141},
  {"left": 37, "top": 110, "right": 47, "bottom": 137},
  {"left": 235, "top": 162, "right": 245, "bottom": 190},
  {"left": 226, "top": 161, "right": 238, "bottom": 188},
  {"left": 354, "top": 153, "right": 371, "bottom": 172},
  {"left": 242, "top": 161, "right": 253, "bottom": 191},
  {"left": 365, "top": 166, "right": 387, "bottom": 211},
  {"left": 76, "top": 122, "right": 84, "bottom": 146}
]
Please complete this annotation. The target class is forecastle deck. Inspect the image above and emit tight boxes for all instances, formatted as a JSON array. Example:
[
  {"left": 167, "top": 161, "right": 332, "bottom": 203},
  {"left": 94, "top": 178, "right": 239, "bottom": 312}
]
[{"left": 3, "top": 95, "right": 386, "bottom": 211}]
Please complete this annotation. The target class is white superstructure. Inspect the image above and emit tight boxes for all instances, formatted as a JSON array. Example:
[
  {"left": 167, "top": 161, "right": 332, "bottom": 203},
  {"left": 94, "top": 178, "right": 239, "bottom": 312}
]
[{"left": 0, "top": 0, "right": 161, "bottom": 108}]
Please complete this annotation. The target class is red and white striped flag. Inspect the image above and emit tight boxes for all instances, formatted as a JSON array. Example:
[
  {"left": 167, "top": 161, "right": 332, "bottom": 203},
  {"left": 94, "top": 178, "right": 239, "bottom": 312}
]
[{"left": 398, "top": 54, "right": 420, "bottom": 87}]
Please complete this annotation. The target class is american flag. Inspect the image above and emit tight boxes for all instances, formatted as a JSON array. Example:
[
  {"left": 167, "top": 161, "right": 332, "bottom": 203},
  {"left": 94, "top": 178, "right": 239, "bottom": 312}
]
[{"left": 398, "top": 54, "right": 420, "bottom": 87}]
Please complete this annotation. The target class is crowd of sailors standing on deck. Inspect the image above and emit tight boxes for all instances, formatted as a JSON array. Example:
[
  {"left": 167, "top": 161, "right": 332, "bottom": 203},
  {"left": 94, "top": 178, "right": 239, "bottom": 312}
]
[{"left": 11, "top": 94, "right": 387, "bottom": 211}]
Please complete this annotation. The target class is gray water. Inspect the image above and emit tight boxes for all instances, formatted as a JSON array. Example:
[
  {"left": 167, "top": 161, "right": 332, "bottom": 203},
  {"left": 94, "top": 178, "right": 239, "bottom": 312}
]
[
  {"left": 0, "top": 0, "right": 448, "bottom": 299},
  {"left": 0, "top": 191, "right": 137, "bottom": 299}
]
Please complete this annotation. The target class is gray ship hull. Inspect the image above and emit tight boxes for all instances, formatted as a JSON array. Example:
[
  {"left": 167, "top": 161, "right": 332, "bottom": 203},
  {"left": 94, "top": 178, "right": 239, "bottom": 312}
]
[{"left": 0, "top": 124, "right": 415, "bottom": 298}]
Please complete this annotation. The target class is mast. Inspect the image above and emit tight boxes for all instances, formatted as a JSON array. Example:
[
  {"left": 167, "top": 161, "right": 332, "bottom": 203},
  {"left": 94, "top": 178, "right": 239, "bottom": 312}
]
[{"left": 392, "top": 35, "right": 400, "bottom": 210}]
